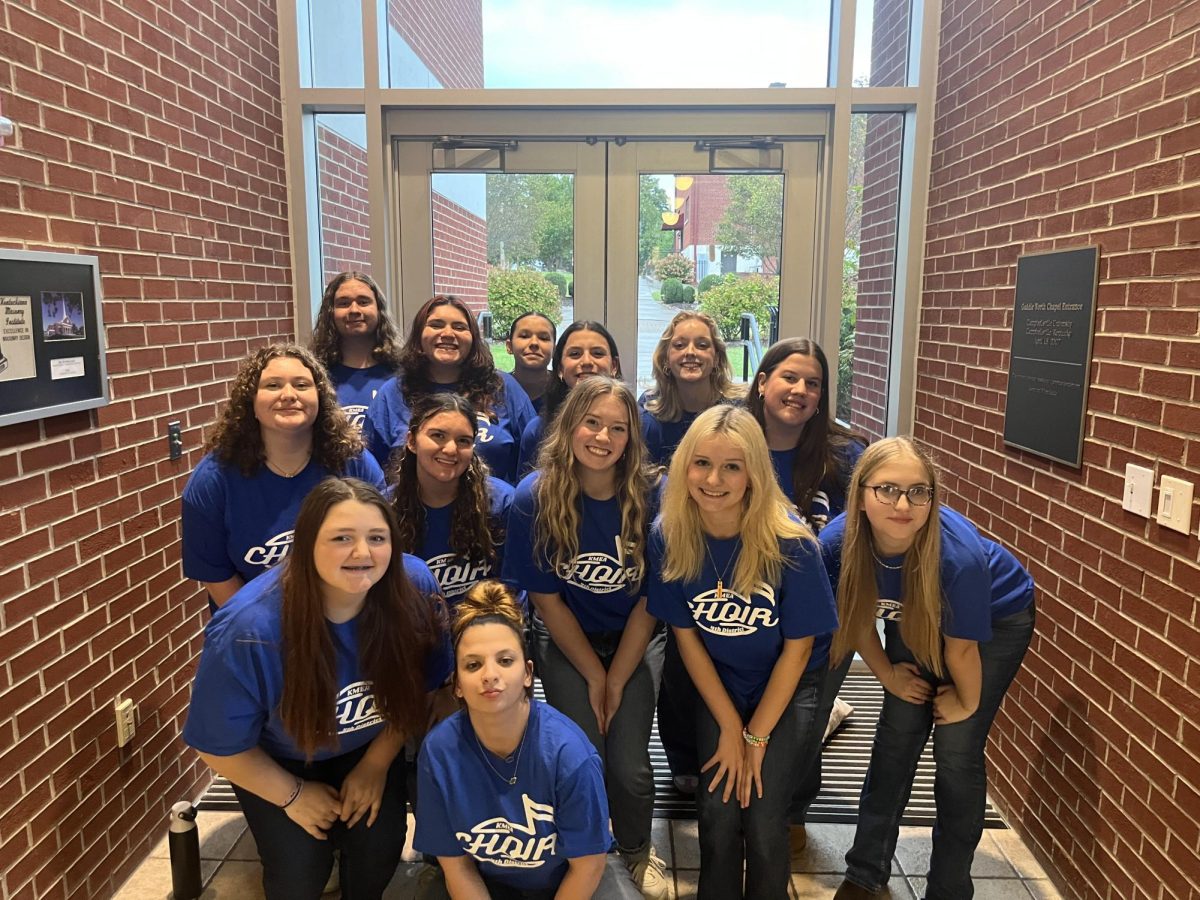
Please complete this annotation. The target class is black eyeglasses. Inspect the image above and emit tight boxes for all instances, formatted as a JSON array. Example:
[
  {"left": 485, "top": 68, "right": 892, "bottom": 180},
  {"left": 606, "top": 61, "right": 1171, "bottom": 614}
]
[{"left": 865, "top": 483, "right": 934, "bottom": 507}]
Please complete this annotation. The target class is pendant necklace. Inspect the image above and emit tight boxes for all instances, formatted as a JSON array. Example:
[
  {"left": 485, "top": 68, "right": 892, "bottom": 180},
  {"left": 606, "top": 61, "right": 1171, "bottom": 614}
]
[
  {"left": 475, "top": 718, "right": 529, "bottom": 786},
  {"left": 871, "top": 549, "right": 904, "bottom": 571},
  {"left": 703, "top": 536, "right": 741, "bottom": 600},
  {"left": 266, "top": 452, "right": 311, "bottom": 478}
]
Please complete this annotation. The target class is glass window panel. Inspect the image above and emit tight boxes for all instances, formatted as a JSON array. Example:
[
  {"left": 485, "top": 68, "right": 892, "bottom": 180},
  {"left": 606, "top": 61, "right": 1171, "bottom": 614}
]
[
  {"left": 385, "top": 0, "right": 829, "bottom": 89},
  {"left": 299, "top": 0, "right": 365, "bottom": 88},
  {"left": 431, "top": 173, "right": 573, "bottom": 363},
  {"left": 315, "top": 114, "right": 372, "bottom": 286},
  {"left": 636, "top": 173, "right": 783, "bottom": 396},
  {"left": 840, "top": 112, "right": 903, "bottom": 439},
  {"left": 852, "top": 0, "right": 912, "bottom": 87}
]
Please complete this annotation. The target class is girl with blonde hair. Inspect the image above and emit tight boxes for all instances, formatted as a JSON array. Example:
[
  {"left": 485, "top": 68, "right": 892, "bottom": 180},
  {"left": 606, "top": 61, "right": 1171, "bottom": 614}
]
[
  {"left": 647, "top": 405, "right": 837, "bottom": 900},
  {"left": 503, "top": 376, "right": 668, "bottom": 900},
  {"left": 825, "top": 437, "right": 1035, "bottom": 900},
  {"left": 414, "top": 580, "right": 640, "bottom": 899}
]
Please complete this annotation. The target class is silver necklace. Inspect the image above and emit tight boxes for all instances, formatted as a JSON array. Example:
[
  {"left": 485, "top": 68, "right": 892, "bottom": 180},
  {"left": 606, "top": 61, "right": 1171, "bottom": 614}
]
[
  {"left": 871, "top": 550, "right": 904, "bottom": 571},
  {"left": 265, "top": 452, "right": 310, "bottom": 478},
  {"left": 703, "top": 536, "right": 741, "bottom": 599},
  {"left": 474, "top": 719, "right": 529, "bottom": 786}
]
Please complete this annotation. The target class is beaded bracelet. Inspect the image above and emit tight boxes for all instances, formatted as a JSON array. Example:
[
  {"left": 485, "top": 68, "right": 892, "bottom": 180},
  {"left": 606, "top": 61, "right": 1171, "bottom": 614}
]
[
  {"left": 742, "top": 728, "right": 770, "bottom": 747},
  {"left": 279, "top": 777, "right": 304, "bottom": 809}
]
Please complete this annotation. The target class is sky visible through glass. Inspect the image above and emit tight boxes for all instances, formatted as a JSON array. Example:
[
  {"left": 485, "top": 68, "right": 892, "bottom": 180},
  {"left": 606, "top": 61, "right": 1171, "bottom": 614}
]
[{"left": 482, "top": 0, "right": 837, "bottom": 89}]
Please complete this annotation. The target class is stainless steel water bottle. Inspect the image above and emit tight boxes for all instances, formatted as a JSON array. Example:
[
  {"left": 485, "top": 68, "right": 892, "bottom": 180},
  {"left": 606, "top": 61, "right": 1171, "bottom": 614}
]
[{"left": 168, "top": 800, "right": 202, "bottom": 900}]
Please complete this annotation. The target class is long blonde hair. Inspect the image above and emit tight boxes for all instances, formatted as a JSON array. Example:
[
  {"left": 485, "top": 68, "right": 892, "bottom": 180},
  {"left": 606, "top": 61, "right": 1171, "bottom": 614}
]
[
  {"left": 829, "top": 437, "right": 945, "bottom": 675},
  {"left": 644, "top": 311, "right": 742, "bottom": 422},
  {"left": 659, "top": 405, "right": 812, "bottom": 597},
  {"left": 533, "top": 376, "right": 652, "bottom": 582}
]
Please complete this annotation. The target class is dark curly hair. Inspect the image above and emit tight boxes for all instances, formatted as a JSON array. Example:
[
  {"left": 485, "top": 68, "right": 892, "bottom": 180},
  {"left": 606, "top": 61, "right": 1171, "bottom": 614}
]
[
  {"left": 310, "top": 271, "right": 402, "bottom": 371},
  {"left": 388, "top": 393, "right": 501, "bottom": 568},
  {"left": 206, "top": 343, "right": 364, "bottom": 476},
  {"left": 398, "top": 296, "right": 503, "bottom": 421}
]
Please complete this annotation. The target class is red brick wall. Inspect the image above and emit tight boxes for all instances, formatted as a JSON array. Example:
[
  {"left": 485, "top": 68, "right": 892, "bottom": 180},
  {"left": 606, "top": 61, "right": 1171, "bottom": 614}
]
[
  {"left": 680, "top": 176, "right": 730, "bottom": 257},
  {"left": 387, "top": 0, "right": 483, "bottom": 88},
  {"left": 0, "top": 0, "right": 293, "bottom": 896},
  {"left": 850, "top": 0, "right": 911, "bottom": 439},
  {"left": 432, "top": 191, "right": 488, "bottom": 313},
  {"left": 317, "top": 123, "right": 370, "bottom": 279},
  {"left": 923, "top": 2, "right": 1200, "bottom": 898}
]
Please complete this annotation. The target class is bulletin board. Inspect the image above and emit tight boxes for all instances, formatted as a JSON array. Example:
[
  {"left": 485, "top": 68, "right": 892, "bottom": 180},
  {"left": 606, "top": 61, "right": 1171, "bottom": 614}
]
[
  {"left": 1002, "top": 246, "right": 1099, "bottom": 467},
  {"left": 0, "top": 249, "right": 109, "bottom": 428}
]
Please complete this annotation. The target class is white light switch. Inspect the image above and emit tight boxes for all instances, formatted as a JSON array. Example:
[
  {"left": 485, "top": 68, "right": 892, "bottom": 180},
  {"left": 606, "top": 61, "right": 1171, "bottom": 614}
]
[
  {"left": 1123, "top": 464, "right": 1154, "bottom": 517},
  {"left": 1156, "top": 475, "right": 1194, "bottom": 535}
]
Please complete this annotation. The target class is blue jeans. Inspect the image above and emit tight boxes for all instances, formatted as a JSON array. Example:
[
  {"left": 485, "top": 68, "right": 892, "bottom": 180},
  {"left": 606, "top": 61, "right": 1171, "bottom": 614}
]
[
  {"left": 789, "top": 651, "right": 852, "bottom": 823},
  {"left": 232, "top": 744, "right": 408, "bottom": 900},
  {"left": 533, "top": 618, "right": 664, "bottom": 856},
  {"left": 844, "top": 604, "right": 1035, "bottom": 899},
  {"left": 696, "top": 670, "right": 822, "bottom": 900},
  {"left": 416, "top": 853, "right": 642, "bottom": 899}
]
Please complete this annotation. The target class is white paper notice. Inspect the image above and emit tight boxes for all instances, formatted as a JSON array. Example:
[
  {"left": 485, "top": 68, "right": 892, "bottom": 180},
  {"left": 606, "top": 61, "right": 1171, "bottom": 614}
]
[
  {"left": 50, "top": 357, "right": 85, "bottom": 380},
  {"left": 0, "top": 295, "right": 36, "bottom": 383}
]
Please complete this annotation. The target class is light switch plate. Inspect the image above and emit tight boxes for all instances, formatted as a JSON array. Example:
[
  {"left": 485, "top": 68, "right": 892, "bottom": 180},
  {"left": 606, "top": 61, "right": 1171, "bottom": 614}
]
[
  {"left": 1122, "top": 464, "right": 1154, "bottom": 517},
  {"left": 1156, "top": 475, "right": 1194, "bottom": 535}
]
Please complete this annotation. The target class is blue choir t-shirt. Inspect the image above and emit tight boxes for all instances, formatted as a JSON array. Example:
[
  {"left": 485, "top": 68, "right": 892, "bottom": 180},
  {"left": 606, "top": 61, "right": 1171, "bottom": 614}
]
[
  {"left": 516, "top": 415, "right": 546, "bottom": 479},
  {"left": 502, "top": 472, "right": 645, "bottom": 634},
  {"left": 818, "top": 506, "right": 1034, "bottom": 645},
  {"left": 769, "top": 439, "right": 865, "bottom": 533},
  {"left": 415, "top": 700, "right": 612, "bottom": 892},
  {"left": 362, "top": 372, "right": 535, "bottom": 484},
  {"left": 646, "top": 526, "right": 837, "bottom": 711},
  {"left": 418, "top": 476, "right": 515, "bottom": 601},
  {"left": 181, "top": 452, "right": 387, "bottom": 586},
  {"left": 329, "top": 363, "right": 395, "bottom": 431},
  {"left": 639, "top": 408, "right": 699, "bottom": 468},
  {"left": 182, "top": 559, "right": 451, "bottom": 762}
]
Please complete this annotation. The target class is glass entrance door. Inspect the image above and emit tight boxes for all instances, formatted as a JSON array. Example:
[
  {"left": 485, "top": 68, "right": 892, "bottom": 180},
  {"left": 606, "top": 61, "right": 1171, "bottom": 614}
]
[{"left": 390, "top": 110, "right": 824, "bottom": 390}]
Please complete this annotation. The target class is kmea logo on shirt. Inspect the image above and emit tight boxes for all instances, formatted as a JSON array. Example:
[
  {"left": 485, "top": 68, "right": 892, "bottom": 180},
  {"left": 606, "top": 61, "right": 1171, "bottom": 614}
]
[
  {"left": 558, "top": 536, "right": 642, "bottom": 594},
  {"left": 342, "top": 404, "right": 368, "bottom": 430},
  {"left": 689, "top": 582, "right": 778, "bottom": 636},
  {"left": 875, "top": 598, "right": 903, "bottom": 621},
  {"left": 243, "top": 530, "right": 294, "bottom": 568},
  {"left": 427, "top": 553, "right": 492, "bottom": 597},
  {"left": 335, "top": 681, "right": 383, "bottom": 734},
  {"left": 457, "top": 794, "right": 557, "bottom": 868},
  {"left": 476, "top": 414, "right": 494, "bottom": 443}
]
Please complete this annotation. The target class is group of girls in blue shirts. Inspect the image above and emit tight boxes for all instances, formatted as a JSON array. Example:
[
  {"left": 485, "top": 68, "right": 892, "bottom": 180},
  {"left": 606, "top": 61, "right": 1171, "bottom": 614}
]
[{"left": 180, "top": 273, "right": 1035, "bottom": 900}]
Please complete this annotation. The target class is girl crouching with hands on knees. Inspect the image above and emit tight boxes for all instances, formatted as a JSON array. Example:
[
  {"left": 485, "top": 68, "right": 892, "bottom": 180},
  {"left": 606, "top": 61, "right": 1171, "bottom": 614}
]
[
  {"left": 646, "top": 406, "right": 837, "bottom": 900},
  {"left": 183, "top": 477, "right": 451, "bottom": 900},
  {"left": 825, "top": 437, "right": 1035, "bottom": 900},
  {"left": 413, "top": 580, "right": 642, "bottom": 900}
]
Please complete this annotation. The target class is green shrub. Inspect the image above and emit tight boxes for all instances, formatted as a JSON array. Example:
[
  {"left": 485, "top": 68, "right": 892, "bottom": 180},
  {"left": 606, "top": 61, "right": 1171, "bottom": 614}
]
[
  {"left": 697, "top": 274, "right": 722, "bottom": 295},
  {"left": 545, "top": 272, "right": 567, "bottom": 297},
  {"left": 698, "top": 274, "right": 778, "bottom": 343},
  {"left": 662, "top": 277, "right": 685, "bottom": 303},
  {"left": 680, "top": 285, "right": 695, "bottom": 304},
  {"left": 653, "top": 253, "right": 695, "bottom": 284},
  {"left": 487, "top": 268, "right": 562, "bottom": 339}
]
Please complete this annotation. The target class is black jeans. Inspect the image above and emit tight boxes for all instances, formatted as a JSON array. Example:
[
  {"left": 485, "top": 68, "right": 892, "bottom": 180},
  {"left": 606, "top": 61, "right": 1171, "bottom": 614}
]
[{"left": 232, "top": 744, "right": 407, "bottom": 900}]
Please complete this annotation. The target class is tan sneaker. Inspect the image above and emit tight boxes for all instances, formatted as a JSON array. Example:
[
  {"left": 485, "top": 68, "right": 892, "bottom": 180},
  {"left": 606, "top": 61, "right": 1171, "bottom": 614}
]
[{"left": 630, "top": 846, "right": 670, "bottom": 900}]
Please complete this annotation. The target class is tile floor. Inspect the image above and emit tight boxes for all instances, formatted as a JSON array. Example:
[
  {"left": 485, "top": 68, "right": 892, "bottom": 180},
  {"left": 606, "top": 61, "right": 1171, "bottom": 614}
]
[{"left": 115, "top": 812, "right": 1063, "bottom": 899}]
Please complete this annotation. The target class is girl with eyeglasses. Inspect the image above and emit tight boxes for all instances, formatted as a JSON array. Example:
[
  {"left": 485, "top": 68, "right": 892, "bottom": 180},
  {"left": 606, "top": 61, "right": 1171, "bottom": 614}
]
[{"left": 825, "top": 437, "right": 1035, "bottom": 900}]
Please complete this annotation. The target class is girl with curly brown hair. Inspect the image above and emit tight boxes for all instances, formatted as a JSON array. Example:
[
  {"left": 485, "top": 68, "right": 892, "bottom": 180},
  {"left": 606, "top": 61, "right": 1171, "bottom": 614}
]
[
  {"left": 181, "top": 343, "right": 386, "bottom": 607},
  {"left": 362, "top": 296, "right": 536, "bottom": 485}
]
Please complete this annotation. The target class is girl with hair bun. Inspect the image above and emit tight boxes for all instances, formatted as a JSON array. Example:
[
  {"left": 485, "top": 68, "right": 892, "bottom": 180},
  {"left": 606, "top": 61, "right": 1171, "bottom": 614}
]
[
  {"left": 414, "top": 580, "right": 640, "bottom": 900},
  {"left": 389, "top": 393, "right": 514, "bottom": 603},
  {"left": 826, "top": 437, "right": 1035, "bottom": 900},
  {"left": 504, "top": 312, "right": 557, "bottom": 414},
  {"left": 503, "top": 376, "right": 668, "bottom": 900},
  {"left": 647, "top": 405, "right": 837, "bottom": 900},
  {"left": 184, "top": 477, "right": 450, "bottom": 900}
]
